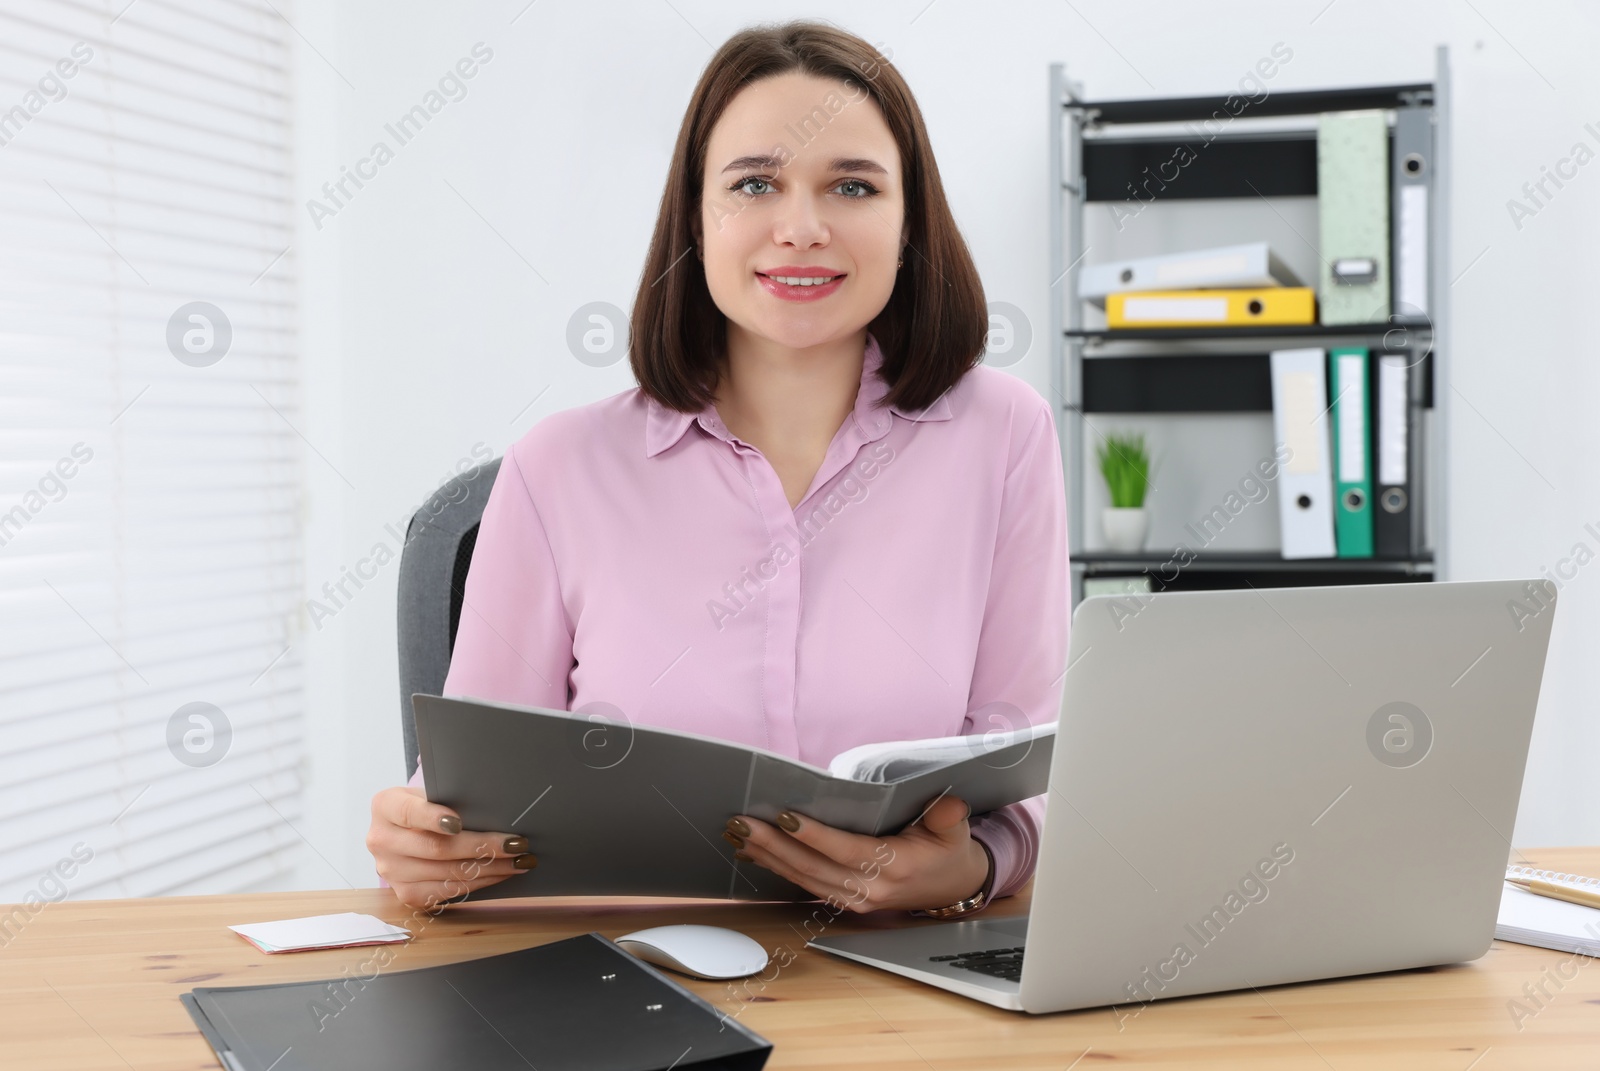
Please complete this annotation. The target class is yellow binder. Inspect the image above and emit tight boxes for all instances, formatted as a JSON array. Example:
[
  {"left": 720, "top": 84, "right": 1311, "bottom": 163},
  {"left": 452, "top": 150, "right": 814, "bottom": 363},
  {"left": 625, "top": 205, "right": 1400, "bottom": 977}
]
[{"left": 1106, "top": 287, "right": 1317, "bottom": 328}]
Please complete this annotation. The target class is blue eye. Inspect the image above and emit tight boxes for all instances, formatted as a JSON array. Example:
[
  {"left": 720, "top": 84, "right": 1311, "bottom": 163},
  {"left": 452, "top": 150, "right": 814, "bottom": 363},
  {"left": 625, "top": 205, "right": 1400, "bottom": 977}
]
[{"left": 727, "top": 177, "right": 880, "bottom": 199}]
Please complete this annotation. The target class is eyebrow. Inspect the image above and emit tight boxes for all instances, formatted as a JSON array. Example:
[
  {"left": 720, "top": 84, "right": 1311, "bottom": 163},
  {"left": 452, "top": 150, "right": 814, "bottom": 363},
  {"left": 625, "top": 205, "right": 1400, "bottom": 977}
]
[{"left": 721, "top": 154, "right": 888, "bottom": 176}]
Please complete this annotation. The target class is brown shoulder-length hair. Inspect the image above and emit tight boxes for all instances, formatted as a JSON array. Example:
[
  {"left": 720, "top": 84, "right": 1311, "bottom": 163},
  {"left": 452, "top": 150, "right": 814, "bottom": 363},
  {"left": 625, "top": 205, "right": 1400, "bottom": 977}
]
[{"left": 629, "top": 20, "right": 988, "bottom": 415}]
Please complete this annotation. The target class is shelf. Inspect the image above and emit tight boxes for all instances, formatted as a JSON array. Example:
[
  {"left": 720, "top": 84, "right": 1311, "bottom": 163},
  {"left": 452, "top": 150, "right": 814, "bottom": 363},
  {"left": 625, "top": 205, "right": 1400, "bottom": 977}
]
[
  {"left": 1051, "top": 55, "right": 1451, "bottom": 607},
  {"left": 1076, "top": 552, "right": 1434, "bottom": 596},
  {"left": 1070, "top": 82, "right": 1433, "bottom": 125},
  {"left": 1081, "top": 352, "right": 1434, "bottom": 413},
  {"left": 1081, "top": 130, "right": 1320, "bottom": 200},
  {"left": 1067, "top": 322, "right": 1431, "bottom": 343},
  {"left": 1076, "top": 550, "right": 1432, "bottom": 571}
]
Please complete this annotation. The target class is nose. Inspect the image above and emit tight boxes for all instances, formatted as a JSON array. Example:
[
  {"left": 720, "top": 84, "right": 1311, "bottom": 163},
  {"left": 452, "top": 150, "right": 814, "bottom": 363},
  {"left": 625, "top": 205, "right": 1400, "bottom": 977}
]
[{"left": 771, "top": 190, "right": 829, "bottom": 251}]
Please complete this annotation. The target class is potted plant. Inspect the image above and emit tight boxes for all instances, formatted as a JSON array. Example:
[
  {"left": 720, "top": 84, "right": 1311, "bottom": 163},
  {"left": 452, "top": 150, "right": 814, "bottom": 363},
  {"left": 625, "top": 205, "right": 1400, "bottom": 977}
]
[{"left": 1097, "top": 431, "right": 1151, "bottom": 553}]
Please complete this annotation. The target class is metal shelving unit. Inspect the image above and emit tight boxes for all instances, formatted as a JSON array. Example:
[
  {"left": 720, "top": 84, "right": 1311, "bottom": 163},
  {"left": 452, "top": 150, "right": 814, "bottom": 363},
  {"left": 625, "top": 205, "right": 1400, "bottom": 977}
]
[{"left": 1049, "top": 49, "right": 1452, "bottom": 607}]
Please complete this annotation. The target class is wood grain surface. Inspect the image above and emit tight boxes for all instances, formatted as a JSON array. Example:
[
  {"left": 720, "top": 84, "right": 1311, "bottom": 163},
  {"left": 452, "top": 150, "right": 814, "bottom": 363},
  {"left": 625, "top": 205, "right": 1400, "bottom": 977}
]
[{"left": 2, "top": 847, "right": 1598, "bottom": 1069}]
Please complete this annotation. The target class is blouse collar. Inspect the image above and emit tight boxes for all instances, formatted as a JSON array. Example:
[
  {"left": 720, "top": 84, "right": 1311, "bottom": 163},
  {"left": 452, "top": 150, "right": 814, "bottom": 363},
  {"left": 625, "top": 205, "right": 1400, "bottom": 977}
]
[{"left": 644, "top": 331, "right": 954, "bottom": 458}]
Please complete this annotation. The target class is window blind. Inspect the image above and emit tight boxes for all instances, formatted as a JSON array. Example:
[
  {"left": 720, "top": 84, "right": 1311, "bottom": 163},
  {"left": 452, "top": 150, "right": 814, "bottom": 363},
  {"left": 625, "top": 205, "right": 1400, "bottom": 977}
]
[{"left": 0, "top": 0, "right": 304, "bottom": 903}]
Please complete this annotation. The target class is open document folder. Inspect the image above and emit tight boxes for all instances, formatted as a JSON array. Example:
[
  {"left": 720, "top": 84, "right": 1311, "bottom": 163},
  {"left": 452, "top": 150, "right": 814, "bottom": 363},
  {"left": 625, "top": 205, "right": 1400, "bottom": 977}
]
[{"left": 411, "top": 694, "right": 1055, "bottom": 903}]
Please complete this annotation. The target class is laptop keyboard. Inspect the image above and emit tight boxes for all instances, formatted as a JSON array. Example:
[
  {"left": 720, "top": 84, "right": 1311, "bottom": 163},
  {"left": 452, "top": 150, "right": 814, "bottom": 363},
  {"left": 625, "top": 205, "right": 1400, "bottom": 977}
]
[{"left": 930, "top": 946, "right": 1025, "bottom": 982}]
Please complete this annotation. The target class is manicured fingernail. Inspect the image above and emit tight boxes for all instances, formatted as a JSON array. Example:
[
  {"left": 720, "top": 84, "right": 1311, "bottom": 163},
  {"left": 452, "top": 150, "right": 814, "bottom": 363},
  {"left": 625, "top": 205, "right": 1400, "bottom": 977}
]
[
  {"left": 439, "top": 815, "right": 461, "bottom": 834},
  {"left": 722, "top": 830, "right": 745, "bottom": 849},
  {"left": 963, "top": 801, "right": 972, "bottom": 821},
  {"left": 726, "top": 817, "right": 751, "bottom": 838},
  {"left": 503, "top": 836, "right": 528, "bottom": 853},
  {"left": 734, "top": 850, "right": 753, "bottom": 862},
  {"left": 514, "top": 854, "right": 538, "bottom": 870},
  {"left": 777, "top": 811, "right": 801, "bottom": 833}
]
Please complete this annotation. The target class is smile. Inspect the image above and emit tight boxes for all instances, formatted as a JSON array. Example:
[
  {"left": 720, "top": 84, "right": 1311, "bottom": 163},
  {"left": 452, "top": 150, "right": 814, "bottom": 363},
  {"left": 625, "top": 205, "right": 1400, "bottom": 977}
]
[
  {"left": 758, "top": 273, "right": 844, "bottom": 286},
  {"left": 756, "top": 272, "right": 846, "bottom": 302}
]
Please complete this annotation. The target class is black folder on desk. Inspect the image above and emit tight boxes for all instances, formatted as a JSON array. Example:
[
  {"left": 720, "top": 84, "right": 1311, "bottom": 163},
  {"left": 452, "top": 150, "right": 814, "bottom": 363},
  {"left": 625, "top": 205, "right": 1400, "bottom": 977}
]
[
  {"left": 412, "top": 693, "right": 1054, "bottom": 903},
  {"left": 181, "top": 933, "right": 772, "bottom": 1071}
]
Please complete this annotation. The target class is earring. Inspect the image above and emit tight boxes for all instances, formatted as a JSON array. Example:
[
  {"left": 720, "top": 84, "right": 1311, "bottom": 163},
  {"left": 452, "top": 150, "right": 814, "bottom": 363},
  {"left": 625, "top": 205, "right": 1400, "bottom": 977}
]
[{"left": 897, "top": 258, "right": 904, "bottom": 268}]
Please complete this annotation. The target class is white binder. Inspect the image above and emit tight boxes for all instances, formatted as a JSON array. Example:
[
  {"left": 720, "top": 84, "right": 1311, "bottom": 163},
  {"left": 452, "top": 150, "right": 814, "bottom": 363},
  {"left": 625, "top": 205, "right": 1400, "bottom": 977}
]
[
  {"left": 1077, "top": 241, "right": 1301, "bottom": 307},
  {"left": 1270, "top": 348, "right": 1337, "bottom": 559}
]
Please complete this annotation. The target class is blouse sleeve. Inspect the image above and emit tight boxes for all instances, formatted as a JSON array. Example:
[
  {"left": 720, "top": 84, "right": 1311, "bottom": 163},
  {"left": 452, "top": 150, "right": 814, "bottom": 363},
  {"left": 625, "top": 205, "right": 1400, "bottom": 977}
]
[
  {"left": 963, "top": 398, "right": 1070, "bottom": 901},
  {"left": 383, "top": 441, "right": 575, "bottom": 887},
  {"left": 437, "top": 440, "right": 575, "bottom": 712}
]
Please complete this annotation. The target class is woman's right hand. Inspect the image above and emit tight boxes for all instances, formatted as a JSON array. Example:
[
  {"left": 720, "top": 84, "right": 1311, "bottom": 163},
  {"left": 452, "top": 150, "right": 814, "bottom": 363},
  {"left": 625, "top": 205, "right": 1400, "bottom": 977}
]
[{"left": 367, "top": 786, "right": 536, "bottom": 909}]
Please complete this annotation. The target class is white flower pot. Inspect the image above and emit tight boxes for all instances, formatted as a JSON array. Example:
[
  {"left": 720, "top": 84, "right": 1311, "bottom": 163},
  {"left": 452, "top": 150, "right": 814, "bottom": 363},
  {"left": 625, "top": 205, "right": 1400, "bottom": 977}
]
[{"left": 1102, "top": 507, "right": 1148, "bottom": 553}]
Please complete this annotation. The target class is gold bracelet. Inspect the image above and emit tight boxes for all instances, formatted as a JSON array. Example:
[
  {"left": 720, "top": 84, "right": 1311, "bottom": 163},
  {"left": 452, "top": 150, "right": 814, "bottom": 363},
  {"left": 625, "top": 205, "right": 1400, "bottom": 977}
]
[{"left": 913, "top": 839, "right": 996, "bottom": 920}]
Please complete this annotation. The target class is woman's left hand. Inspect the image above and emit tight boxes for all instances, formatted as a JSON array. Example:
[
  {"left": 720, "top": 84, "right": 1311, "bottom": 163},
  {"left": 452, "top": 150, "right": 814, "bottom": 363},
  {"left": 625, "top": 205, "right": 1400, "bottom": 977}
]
[{"left": 724, "top": 795, "right": 990, "bottom": 913}]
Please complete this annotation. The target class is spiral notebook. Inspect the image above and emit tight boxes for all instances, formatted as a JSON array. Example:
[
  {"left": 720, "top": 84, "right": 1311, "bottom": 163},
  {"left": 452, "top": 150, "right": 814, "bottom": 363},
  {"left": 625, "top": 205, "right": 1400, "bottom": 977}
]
[{"left": 1497, "top": 865, "right": 1600, "bottom": 957}]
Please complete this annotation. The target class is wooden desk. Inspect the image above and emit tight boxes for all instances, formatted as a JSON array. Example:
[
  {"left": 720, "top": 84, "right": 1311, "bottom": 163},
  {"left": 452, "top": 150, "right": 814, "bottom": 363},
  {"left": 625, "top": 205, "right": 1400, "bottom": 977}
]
[{"left": 3, "top": 847, "right": 1598, "bottom": 1069}]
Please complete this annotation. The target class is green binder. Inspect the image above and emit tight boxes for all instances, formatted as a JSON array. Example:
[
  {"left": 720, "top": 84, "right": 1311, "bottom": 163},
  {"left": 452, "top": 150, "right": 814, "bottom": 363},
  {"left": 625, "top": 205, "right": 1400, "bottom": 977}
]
[
  {"left": 1317, "top": 110, "right": 1390, "bottom": 325},
  {"left": 1330, "top": 347, "right": 1374, "bottom": 558}
]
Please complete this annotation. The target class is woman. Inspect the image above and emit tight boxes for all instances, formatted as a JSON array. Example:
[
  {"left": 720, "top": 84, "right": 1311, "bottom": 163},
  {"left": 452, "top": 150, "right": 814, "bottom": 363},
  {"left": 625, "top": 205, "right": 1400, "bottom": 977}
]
[{"left": 367, "top": 19, "right": 1068, "bottom": 917}]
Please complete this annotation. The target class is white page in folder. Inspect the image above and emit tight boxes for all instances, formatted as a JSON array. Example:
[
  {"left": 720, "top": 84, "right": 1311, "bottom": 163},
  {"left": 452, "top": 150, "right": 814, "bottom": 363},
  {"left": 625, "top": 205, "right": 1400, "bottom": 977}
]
[{"left": 827, "top": 721, "right": 1058, "bottom": 783}]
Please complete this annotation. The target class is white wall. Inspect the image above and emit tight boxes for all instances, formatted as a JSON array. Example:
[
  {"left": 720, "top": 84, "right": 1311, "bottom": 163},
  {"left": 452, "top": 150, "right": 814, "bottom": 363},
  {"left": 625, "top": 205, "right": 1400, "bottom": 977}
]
[{"left": 282, "top": 0, "right": 1600, "bottom": 892}]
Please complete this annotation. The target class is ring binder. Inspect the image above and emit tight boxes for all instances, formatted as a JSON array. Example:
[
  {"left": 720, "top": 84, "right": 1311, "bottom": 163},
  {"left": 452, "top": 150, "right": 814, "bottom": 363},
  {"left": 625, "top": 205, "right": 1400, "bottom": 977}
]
[{"left": 1506, "top": 865, "right": 1600, "bottom": 890}]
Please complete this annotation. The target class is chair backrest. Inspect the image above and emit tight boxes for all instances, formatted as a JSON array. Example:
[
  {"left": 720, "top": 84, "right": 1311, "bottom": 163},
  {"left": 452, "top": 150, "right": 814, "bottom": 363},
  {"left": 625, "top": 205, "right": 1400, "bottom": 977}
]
[{"left": 395, "top": 456, "right": 502, "bottom": 781}]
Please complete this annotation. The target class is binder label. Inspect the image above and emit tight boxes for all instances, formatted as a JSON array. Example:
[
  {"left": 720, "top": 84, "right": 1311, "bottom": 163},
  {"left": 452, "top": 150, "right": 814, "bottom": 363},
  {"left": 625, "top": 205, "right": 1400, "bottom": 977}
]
[
  {"left": 1378, "top": 357, "right": 1408, "bottom": 485},
  {"left": 1281, "top": 371, "right": 1323, "bottom": 474},
  {"left": 1396, "top": 185, "right": 1429, "bottom": 313},
  {"left": 1122, "top": 296, "right": 1228, "bottom": 322},
  {"left": 1336, "top": 354, "right": 1367, "bottom": 483}
]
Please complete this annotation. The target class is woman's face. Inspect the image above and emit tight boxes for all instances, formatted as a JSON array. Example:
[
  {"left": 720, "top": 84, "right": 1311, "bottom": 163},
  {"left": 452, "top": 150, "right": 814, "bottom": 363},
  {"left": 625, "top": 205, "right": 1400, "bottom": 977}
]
[{"left": 698, "top": 71, "right": 905, "bottom": 354}]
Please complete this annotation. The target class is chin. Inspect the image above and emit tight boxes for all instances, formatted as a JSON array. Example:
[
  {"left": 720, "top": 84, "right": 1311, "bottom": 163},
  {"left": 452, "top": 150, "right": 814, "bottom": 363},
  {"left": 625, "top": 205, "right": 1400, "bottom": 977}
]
[
  {"left": 740, "top": 317, "right": 857, "bottom": 353},
  {"left": 767, "top": 323, "right": 841, "bottom": 347}
]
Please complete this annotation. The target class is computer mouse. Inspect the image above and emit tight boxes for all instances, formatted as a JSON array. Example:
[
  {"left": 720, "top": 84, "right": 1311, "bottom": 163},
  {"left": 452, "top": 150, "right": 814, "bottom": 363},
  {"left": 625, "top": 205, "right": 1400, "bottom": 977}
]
[{"left": 614, "top": 924, "right": 769, "bottom": 980}]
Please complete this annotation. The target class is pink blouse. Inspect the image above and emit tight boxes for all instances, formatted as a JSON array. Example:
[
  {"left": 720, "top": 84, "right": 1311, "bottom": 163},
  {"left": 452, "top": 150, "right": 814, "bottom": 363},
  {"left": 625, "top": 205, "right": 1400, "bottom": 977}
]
[{"left": 396, "top": 330, "right": 1070, "bottom": 902}]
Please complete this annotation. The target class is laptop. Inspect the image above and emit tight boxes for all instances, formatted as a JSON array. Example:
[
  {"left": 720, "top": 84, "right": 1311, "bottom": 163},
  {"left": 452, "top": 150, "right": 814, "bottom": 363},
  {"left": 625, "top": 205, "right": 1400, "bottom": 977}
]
[{"left": 806, "top": 579, "right": 1558, "bottom": 1014}]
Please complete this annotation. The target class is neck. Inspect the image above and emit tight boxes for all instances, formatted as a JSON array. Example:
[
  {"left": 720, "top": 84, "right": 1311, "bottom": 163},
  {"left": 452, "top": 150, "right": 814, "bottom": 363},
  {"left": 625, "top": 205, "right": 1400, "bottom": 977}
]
[{"left": 712, "top": 325, "right": 868, "bottom": 451}]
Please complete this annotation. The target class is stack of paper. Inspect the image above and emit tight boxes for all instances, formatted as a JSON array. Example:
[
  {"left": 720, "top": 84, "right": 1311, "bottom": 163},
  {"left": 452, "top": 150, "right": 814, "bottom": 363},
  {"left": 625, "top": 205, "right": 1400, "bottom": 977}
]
[
  {"left": 1496, "top": 869, "right": 1600, "bottom": 957},
  {"left": 228, "top": 912, "right": 412, "bottom": 954}
]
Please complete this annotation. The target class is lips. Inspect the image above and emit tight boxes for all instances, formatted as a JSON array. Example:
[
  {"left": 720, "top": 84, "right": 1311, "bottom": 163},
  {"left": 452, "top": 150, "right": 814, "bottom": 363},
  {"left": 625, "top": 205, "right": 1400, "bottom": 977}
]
[{"left": 757, "top": 264, "right": 845, "bottom": 276}]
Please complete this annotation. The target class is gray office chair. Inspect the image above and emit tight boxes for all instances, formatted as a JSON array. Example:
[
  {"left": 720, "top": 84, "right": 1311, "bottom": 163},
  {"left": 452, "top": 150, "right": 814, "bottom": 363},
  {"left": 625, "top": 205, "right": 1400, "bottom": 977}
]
[{"left": 395, "top": 456, "right": 502, "bottom": 782}]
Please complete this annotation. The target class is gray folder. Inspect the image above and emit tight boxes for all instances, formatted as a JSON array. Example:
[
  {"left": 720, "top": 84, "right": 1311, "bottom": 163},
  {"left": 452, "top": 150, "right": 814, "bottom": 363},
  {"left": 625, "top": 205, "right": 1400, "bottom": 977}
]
[
  {"left": 1391, "top": 105, "right": 1432, "bottom": 317},
  {"left": 411, "top": 694, "right": 1053, "bottom": 903},
  {"left": 181, "top": 933, "right": 773, "bottom": 1070}
]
